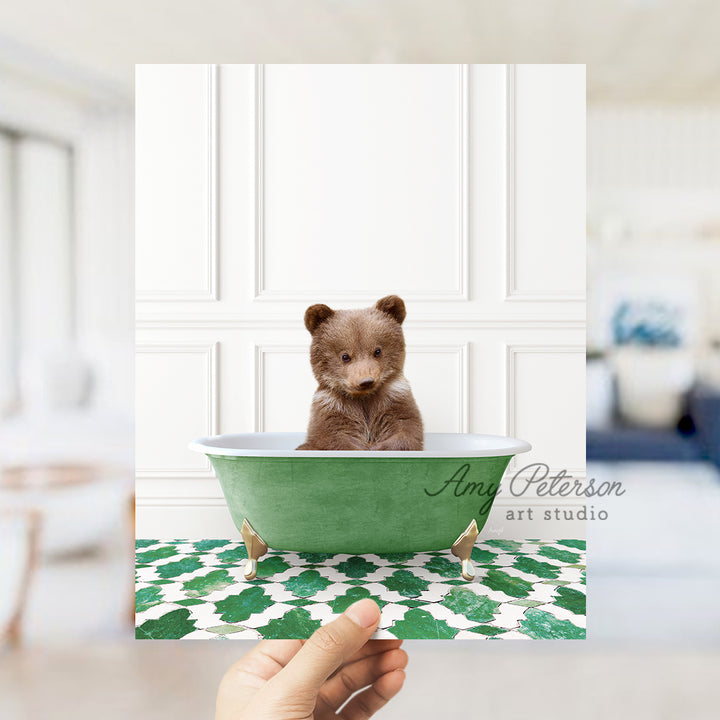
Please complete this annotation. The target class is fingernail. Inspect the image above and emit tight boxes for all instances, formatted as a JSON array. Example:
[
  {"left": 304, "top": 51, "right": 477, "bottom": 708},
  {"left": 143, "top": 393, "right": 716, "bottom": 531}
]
[{"left": 344, "top": 599, "right": 380, "bottom": 628}]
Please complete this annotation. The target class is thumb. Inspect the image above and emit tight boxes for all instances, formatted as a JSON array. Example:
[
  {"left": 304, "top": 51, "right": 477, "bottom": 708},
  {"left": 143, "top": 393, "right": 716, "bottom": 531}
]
[{"left": 269, "top": 599, "right": 380, "bottom": 700}]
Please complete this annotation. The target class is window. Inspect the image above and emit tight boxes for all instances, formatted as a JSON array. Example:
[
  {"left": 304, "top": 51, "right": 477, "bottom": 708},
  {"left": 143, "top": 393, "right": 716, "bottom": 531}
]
[{"left": 0, "top": 129, "right": 74, "bottom": 416}]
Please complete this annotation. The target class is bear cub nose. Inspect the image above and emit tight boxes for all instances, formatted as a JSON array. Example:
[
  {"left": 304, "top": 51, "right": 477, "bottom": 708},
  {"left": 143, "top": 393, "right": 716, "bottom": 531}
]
[{"left": 358, "top": 377, "right": 375, "bottom": 389}]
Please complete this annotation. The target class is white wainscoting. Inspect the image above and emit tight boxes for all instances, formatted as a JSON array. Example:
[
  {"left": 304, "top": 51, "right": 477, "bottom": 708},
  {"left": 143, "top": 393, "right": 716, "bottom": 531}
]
[
  {"left": 135, "top": 343, "right": 218, "bottom": 478},
  {"left": 135, "top": 64, "right": 217, "bottom": 301},
  {"left": 506, "top": 64, "right": 586, "bottom": 302},
  {"left": 256, "top": 64, "right": 468, "bottom": 302},
  {"left": 135, "top": 64, "right": 586, "bottom": 540}
]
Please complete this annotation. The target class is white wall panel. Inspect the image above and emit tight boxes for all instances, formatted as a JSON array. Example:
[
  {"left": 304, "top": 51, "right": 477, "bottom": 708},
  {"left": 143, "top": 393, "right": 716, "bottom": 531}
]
[
  {"left": 136, "top": 501, "right": 239, "bottom": 540},
  {"left": 404, "top": 345, "right": 468, "bottom": 433},
  {"left": 506, "top": 345, "right": 586, "bottom": 473},
  {"left": 135, "top": 64, "right": 217, "bottom": 301},
  {"left": 255, "top": 345, "right": 314, "bottom": 432},
  {"left": 257, "top": 64, "right": 466, "bottom": 301},
  {"left": 508, "top": 64, "right": 585, "bottom": 301},
  {"left": 136, "top": 344, "right": 217, "bottom": 477}
]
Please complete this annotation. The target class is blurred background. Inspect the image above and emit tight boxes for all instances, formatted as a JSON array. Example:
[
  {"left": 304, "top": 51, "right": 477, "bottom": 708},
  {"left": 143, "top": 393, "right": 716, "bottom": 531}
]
[
  {"left": 586, "top": 103, "right": 720, "bottom": 642},
  {"left": 1, "top": 1, "right": 719, "bottom": 718},
  {"left": 0, "top": 32, "right": 134, "bottom": 653}
]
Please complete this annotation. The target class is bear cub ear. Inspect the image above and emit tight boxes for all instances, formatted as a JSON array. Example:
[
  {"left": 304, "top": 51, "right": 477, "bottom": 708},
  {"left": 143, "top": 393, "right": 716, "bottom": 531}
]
[
  {"left": 304, "top": 304, "right": 335, "bottom": 334},
  {"left": 375, "top": 295, "right": 407, "bottom": 325}
]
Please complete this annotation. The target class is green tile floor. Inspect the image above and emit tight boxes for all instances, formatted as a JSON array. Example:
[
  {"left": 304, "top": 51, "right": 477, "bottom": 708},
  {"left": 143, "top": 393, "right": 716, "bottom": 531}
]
[{"left": 135, "top": 539, "right": 585, "bottom": 640}]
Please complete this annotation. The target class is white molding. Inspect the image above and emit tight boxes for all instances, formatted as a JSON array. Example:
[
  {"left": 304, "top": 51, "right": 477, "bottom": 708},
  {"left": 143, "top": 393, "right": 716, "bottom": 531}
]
[
  {"left": 504, "top": 64, "right": 585, "bottom": 304},
  {"left": 136, "top": 314, "right": 586, "bottom": 330},
  {"left": 136, "top": 64, "right": 218, "bottom": 303},
  {"left": 458, "top": 63, "right": 470, "bottom": 302},
  {"left": 252, "top": 63, "right": 471, "bottom": 303},
  {"left": 505, "top": 343, "right": 586, "bottom": 475},
  {"left": 505, "top": 343, "right": 586, "bottom": 436},
  {"left": 207, "top": 63, "right": 219, "bottom": 301},
  {"left": 252, "top": 63, "right": 265, "bottom": 304},
  {"left": 411, "top": 343, "right": 470, "bottom": 433},
  {"left": 136, "top": 342, "right": 218, "bottom": 478},
  {"left": 253, "top": 344, "right": 308, "bottom": 432},
  {"left": 505, "top": 64, "right": 517, "bottom": 302}
]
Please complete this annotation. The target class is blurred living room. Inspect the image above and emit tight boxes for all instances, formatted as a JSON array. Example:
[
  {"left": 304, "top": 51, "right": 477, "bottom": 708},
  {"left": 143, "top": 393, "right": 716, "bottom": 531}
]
[{"left": 1, "top": 2, "right": 720, "bottom": 719}]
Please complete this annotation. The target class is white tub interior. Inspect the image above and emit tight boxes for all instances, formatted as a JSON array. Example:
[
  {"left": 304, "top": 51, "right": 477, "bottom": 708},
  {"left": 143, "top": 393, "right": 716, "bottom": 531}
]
[{"left": 189, "top": 432, "right": 531, "bottom": 458}]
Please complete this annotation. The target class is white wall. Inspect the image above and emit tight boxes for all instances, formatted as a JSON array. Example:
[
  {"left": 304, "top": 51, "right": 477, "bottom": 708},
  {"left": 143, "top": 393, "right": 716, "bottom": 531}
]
[{"left": 136, "top": 64, "right": 586, "bottom": 539}]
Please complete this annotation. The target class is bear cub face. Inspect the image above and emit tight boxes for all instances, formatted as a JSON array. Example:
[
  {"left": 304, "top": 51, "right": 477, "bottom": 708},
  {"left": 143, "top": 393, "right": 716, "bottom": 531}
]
[
  {"left": 305, "top": 294, "right": 407, "bottom": 399},
  {"left": 297, "top": 295, "right": 424, "bottom": 452}
]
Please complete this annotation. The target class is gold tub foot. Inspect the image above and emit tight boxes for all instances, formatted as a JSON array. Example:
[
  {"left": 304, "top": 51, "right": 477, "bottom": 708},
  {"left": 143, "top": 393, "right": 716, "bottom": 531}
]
[
  {"left": 451, "top": 519, "right": 479, "bottom": 581},
  {"left": 241, "top": 519, "right": 268, "bottom": 580}
]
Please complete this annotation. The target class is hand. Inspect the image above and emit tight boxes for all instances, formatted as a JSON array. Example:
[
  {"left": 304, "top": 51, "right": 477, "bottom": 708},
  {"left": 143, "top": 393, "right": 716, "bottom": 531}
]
[{"left": 216, "top": 599, "right": 407, "bottom": 719}]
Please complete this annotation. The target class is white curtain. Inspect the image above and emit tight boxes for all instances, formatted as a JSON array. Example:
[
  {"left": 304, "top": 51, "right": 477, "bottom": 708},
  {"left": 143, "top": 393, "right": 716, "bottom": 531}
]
[
  {"left": 0, "top": 132, "right": 15, "bottom": 415},
  {"left": 0, "top": 131, "right": 74, "bottom": 417}
]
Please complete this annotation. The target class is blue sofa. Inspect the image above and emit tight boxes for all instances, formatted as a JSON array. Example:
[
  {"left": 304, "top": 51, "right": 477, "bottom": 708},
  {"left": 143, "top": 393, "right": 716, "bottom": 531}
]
[{"left": 587, "top": 383, "right": 720, "bottom": 468}]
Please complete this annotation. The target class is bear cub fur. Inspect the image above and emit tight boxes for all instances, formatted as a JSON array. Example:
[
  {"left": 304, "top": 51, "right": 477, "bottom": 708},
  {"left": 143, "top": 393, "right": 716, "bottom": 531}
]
[{"left": 297, "top": 295, "right": 424, "bottom": 451}]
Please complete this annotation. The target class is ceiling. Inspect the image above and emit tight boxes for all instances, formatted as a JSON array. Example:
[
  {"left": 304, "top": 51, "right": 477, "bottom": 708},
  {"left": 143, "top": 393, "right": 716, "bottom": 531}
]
[{"left": 0, "top": 0, "right": 719, "bottom": 105}]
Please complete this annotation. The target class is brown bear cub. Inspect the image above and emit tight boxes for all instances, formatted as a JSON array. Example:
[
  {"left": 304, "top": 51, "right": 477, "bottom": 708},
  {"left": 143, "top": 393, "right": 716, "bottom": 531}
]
[{"left": 297, "top": 295, "right": 424, "bottom": 451}]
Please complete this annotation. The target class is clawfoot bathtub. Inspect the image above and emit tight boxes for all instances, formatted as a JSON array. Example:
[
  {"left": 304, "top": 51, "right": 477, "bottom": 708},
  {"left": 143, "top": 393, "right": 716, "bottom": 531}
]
[{"left": 189, "top": 432, "right": 531, "bottom": 581}]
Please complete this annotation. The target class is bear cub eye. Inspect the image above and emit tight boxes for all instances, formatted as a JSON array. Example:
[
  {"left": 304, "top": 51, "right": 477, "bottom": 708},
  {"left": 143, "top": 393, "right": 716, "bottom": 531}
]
[
  {"left": 341, "top": 353, "right": 351, "bottom": 363},
  {"left": 374, "top": 348, "right": 382, "bottom": 357}
]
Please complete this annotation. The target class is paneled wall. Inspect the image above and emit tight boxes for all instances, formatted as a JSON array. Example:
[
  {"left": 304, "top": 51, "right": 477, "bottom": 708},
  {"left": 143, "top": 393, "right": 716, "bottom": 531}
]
[{"left": 136, "top": 64, "right": 586, "bottom": 539}]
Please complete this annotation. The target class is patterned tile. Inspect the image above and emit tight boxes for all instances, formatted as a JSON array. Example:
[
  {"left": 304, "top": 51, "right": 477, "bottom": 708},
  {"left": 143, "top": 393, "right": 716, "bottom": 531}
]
[{"left": 135, "top": 539, "right": 586, "bottom": 640}]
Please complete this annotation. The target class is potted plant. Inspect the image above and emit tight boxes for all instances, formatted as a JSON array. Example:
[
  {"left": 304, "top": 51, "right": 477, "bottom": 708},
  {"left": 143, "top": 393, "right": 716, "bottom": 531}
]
[{"left": 611, "top": 300, "right": 695, "bottom": 427}]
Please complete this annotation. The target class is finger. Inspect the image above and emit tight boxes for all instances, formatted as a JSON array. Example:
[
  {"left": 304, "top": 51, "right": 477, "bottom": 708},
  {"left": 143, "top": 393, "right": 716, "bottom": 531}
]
[
  {"left": 216, "top": 640, "right": 304, "bottom": 720},
  {"left": 224, "top": 639, "right": 303, "bottom": 686},
  {"left": 339, "top": 669, "right": 406, "bottom": 720},
  {"left": 268, "top": 599, "right": 381, "bottom": 699},
  {"left": 253, "top": 639, "right": 305, "bottom": 671},
  {"left": 329, "top": 638, "right": 404, "bottom": 676},
  {"left": 319, "top": 647, "right": 408, "bottom": 711}
]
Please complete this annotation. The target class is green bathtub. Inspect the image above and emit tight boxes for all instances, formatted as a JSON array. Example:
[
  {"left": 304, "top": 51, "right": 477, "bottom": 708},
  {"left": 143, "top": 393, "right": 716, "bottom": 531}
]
[{"left": 189, "top": 432, "right": 531, "bottom": 580}]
